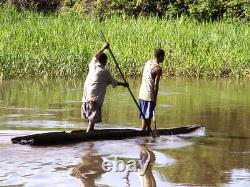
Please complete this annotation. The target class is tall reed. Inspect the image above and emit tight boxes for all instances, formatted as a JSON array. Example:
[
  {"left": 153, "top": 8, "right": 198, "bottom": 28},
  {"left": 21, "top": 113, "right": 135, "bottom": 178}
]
[{"left": 0, "top": 6, "right": 249, "bottom": 79}]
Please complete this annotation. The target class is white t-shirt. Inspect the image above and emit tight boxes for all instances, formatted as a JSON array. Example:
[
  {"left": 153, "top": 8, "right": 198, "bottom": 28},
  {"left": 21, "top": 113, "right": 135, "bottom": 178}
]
[{"left": 82, "top": 57, "right": 118, "bottom": 107}]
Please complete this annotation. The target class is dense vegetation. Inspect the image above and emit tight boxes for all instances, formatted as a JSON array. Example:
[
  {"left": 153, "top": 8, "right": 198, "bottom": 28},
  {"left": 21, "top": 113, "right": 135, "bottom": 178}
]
[
  {"left": 3, "top": 0, "right": 250, "bottom": 21},
  {"left": 0, "top": 1, "right": 250, "bottom": 79}
]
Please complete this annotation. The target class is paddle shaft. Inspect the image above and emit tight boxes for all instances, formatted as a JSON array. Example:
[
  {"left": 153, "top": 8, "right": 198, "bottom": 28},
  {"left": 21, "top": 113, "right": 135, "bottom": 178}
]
[
  {"left": 153, "top": 110, "right": 156, "bottom": 129},
  {"left": 100, "top": 31, "right": 154, "bottom": 136},
  {"left": 152, "top": 110, "right": 160, "bottom": 137}
]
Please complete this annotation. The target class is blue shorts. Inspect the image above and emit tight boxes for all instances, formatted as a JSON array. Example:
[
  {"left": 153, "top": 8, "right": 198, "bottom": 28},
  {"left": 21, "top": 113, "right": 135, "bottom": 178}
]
[{"left": 139, "top": 99, "right": 155, "bottom": 119}]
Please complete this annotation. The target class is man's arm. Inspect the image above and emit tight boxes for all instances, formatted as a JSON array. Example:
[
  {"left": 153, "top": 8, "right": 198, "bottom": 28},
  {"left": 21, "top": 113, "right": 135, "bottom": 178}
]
[
  {"left": 152, "top": 67, "right": 162, "bottom": 105},
  {"left": 105, "top": 71, "right": 129, "bottom": 88}
]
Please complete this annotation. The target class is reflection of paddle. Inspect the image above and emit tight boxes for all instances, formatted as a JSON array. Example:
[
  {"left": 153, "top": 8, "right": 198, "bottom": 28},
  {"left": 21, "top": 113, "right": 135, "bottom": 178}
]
[
  {"left": 152, "top": 110, "right": 160, "bottom": 137},
  {"left": 100, "top": 31, "right": 155, "bottom": 138}
]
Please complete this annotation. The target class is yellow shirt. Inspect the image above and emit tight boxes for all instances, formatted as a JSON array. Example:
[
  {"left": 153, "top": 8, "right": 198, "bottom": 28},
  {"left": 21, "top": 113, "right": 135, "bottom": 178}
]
[{"left": 139, "top": 59, "right": 159, "bottom": 101}]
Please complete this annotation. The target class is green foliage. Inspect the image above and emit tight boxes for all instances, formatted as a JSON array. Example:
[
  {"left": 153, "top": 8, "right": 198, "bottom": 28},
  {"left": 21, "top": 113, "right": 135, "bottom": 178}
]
[
  {"left": 3, "top": 0, "right": 250, "bottom": 21},
  {"left": 0, "top": 6, "right": 249, "bottom": 79},
  {"left": 60, "top": 0, "right": 96, "bottom": 15},
  {"left": 0, "top": 0, "right": 7, "bottom": 6},
  {"left": 91, "top": 0, "right": 250, "bottom": 20},
  {"left": 6, "top": 0, "right": 61, "bottom": 12},
  {"left": 166, "top": 1, "right": 189, "bottom": 19},
  {"left": 188, "top": 0, "right": 225, "bottom": 20},
  {"left": 92, "top": 0, "right": 185, "bottom": 19},
  {"left": 244, "top": 1, "right": 250, "bottom": 18},
  {"left": 223, "top": 0, "right": 246, "bottom": 19}
]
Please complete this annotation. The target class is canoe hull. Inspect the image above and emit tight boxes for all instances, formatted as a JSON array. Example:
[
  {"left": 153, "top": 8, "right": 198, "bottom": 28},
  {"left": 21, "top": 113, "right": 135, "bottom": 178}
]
[{"left": 11, "top": 125, "right": 204, "bottom": 145}]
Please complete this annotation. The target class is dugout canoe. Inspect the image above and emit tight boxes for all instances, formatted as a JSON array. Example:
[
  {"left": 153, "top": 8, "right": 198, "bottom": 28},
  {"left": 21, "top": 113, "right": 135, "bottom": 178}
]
[{"left": 11, "top": 124, "right": 204, "bottom": 145}]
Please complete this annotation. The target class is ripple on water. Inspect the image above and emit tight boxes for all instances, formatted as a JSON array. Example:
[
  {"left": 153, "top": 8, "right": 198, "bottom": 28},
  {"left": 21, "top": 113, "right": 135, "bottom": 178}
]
[
  {"left": 3, "top": 120, "right": 77, "bottom": 129},
  {"left": 64, "top": 100, "right": 81, "bottom": 103},
  {"left": 0, "top": 106, "right": 40, "bottom": 111},
  {"left": 0, "top": 137, "right": 83, "bottom": 186},
  {"left": 158, "top": 104, "right": 172, "bottom": 108},
  {"left": 2, "top": 113, "right": 53, "bottom": 118},
  {"left": 224, "top": 169, "right": 250, "bottom": 186}
]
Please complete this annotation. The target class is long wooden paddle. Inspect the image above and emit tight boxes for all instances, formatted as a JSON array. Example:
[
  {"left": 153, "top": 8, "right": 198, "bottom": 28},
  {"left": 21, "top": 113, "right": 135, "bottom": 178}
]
[
  {"left": 152, "top": 110, "right": 160, "bottom": 137},
  {"left": 100, "top": 31, "right": 156, "bottom": 138}
]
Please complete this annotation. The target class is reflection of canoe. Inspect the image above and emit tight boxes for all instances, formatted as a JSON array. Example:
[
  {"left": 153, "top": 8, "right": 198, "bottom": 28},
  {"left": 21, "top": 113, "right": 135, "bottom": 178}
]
[{"left": 11, "top": 125, "right": 204, "bottom": 145}]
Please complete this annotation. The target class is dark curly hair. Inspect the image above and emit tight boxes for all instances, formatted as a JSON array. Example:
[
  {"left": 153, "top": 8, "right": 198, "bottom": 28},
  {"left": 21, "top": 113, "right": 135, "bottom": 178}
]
[
  {"left": 96, "top": 52, "right": 107, "bottom": 64},
  {"left": 154, "top": 48, "right": 165, "bottom": 59}
]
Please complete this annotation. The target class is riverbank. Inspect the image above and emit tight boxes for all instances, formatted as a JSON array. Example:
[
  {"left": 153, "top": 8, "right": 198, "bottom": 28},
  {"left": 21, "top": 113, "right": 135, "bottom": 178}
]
[{"left": 0, "top": 6, "right": 249, "bottom": 79}]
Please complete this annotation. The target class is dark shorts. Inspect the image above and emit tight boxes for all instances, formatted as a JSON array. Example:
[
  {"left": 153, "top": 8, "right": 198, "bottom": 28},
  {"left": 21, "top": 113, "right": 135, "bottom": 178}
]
[
  {"left": 81, "top": 102, "right": 102, "bottom": 124},
  {"left": 139, "top": 99, "right": 155, "bottom": 119}
]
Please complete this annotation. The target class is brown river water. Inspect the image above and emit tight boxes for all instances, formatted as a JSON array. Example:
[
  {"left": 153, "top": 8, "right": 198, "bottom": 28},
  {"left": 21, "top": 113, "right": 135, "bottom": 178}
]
[{"left": 0, "top": 78, "right": 250, "bottom": 187}]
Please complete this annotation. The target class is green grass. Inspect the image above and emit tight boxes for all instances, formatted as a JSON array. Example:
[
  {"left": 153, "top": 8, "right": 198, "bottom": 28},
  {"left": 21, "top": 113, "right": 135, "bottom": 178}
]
[{"left": 0, "top": 5, "right": 250, "bottom": 79}]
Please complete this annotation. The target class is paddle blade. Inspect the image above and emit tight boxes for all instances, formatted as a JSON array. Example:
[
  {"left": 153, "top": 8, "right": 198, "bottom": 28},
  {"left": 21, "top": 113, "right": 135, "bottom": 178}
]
[{"left": 152, "top": 129, "right": 160, "bottom": 137}]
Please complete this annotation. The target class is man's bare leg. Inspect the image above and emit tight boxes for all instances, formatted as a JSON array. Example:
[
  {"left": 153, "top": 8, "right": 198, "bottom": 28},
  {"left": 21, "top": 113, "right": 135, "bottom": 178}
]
[
  {"left": 141, "top": 119, "right": 146, "bottom": 131},
  {"left": 141, "top": 119, "right": 151, "bottom": 131},
  {"left": 86, "top": 122, "right": 95, "bottom": 133},
  {"left": 146, "top": 119, "right": 151, "bottom": 131}
]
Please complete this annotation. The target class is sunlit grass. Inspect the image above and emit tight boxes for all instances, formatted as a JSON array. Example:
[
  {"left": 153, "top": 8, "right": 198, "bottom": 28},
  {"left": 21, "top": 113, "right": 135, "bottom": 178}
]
[{"left": 0, "top": 6, "right": 249, "bottom": 79}]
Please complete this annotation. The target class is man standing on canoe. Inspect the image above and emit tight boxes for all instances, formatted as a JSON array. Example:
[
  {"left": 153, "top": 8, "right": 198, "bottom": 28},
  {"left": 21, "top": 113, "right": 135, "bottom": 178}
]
[
  {"left": 82, "top": 43, "right": 128, "bottom": 133},
  {"left": 139, "top": 49, "right": 165, "bottom": 131}
]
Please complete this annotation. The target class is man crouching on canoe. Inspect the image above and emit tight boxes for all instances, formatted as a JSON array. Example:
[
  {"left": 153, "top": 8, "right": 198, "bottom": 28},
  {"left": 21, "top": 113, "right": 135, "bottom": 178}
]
[
  {"left": 82, "top": 43, "right": 128, "bottom": 133},
  {"left": 139, "top": 49, "right": 165, "bottom": 131}
]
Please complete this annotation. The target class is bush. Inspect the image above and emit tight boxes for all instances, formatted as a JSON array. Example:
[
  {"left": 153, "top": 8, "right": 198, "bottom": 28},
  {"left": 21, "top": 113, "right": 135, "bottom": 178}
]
[
  {"left": 92, "top": 0, "right": 250, "bottom": 20},
  {"left": 6, "top": 0, "right": 61, "bottom": 12},
  {"left": 2, "top": 0, "right": 250, "bottom": 20}
]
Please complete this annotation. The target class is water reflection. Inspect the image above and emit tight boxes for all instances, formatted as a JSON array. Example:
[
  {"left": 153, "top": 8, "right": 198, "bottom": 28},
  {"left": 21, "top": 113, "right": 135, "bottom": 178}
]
[
  {"left": 72, "top": 143, "right": 106, "bottom": 187},
  {"left": 137, "top": 149, "right": 156, "bottom": 187},
  {"left": 72, "top": 145, "right": 166, "bottom": 187}
]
